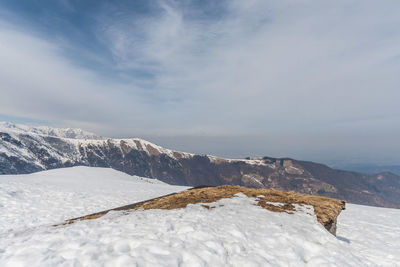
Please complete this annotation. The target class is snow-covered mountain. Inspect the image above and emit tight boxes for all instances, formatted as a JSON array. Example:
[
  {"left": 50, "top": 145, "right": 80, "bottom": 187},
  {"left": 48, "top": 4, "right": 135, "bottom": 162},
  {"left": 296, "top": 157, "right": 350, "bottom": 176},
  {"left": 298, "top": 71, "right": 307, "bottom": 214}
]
[
  {"left": 1, "top": 122, "right": 400, "bottom": 208},
  {"left": 0, "top": 122, "right": 103, "bottom": 140},
  {"left": 0, "top": 167, "right": 398, "bottom": 266}
]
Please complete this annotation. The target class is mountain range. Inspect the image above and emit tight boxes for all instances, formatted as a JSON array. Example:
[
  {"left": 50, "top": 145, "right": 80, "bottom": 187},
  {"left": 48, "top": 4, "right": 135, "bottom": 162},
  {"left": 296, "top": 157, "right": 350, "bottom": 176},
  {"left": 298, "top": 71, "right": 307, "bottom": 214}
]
[
  {"left": 335, "top": 163, "right": 400, "bottom": 176},
  {"left": 1, "top": 122, "right": 399, "bottom": 208}
]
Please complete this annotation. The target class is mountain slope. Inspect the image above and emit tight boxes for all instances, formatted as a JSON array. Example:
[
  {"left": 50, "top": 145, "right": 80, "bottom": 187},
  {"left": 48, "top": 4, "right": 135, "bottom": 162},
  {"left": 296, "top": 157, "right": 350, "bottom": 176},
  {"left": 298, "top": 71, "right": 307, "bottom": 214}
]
[
  {"left": 0, "top": 122, "right": 102, "bottom": 140},
  {"left": 1, "top": 122, "right": 400, "bottom": 208}
]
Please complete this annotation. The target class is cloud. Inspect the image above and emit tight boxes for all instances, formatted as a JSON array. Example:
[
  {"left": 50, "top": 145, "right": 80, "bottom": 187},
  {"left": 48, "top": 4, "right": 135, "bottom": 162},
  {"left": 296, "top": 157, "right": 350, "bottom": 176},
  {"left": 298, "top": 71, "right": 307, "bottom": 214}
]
[
  {"left": 1, "top": 0, "right": 400, "bottom": 162},
  {"left": 0, "top": 19, "right": 153, "bottom": 130},
  {"left": 95, "top": 0, "right": 400, "bottom": 134}
]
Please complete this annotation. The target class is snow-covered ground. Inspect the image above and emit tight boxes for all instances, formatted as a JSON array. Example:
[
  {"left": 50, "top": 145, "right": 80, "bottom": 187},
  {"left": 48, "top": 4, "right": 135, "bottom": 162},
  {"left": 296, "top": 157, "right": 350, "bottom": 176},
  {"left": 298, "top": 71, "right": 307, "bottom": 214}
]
[
  {"left": 337, "top": 204, "right": 400, "bottom": 266},
  {"left": 0, "top": 167, "right": 399, "bottom": 266},
  {"left": 0, "top": 167, "right": 189, "bottom": 235}
]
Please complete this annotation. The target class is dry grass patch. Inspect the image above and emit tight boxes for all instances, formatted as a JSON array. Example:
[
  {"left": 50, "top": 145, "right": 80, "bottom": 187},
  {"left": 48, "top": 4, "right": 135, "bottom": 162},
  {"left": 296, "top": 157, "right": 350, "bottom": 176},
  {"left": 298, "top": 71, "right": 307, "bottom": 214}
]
[
  {"left": 64, "top": 185, "right": 345, "bottom": 235},
  {"left": 133, "top": 185, "right": 345, "bottom": 234}
]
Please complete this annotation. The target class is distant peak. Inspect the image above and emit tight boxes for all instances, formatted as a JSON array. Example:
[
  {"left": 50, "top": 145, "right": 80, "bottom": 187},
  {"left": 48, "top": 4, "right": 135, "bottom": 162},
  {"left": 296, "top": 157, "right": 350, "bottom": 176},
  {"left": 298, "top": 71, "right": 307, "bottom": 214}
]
[{"left": 0, "top": 121, "right": 103, "bottom": 140}]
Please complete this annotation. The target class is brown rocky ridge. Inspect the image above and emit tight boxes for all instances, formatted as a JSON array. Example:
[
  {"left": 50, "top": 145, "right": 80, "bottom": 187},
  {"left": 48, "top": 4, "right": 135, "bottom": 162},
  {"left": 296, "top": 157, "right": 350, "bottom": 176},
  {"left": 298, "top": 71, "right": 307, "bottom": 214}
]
[{"left": 64, "top": 186, "right": 345, "bottom": 235}]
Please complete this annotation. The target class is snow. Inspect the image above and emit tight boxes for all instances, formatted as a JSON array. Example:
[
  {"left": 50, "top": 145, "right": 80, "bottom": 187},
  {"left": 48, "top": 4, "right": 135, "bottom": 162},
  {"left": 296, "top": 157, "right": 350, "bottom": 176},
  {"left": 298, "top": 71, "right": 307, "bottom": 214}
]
[
  {"left": 208, "top": 155, "right": 269, "bottom": 166},
  {"left": 73, "top": 138, "right": 194, "bottom": 161},
  {"left": 0, "top": 167, "right": 399, "bottom": 266},
  {"left": 1, "top": 193, "right": 363, "bottom": 266},
  {"left": 266, "top": 201, "right": 285, "bottom": 207},
  {"left": 2, "top": 122, "right": 279, "bottom": 166},
  {"left": 0, "top": 130, "right": 47, "bottom": 169},
  {"left": 0, "top": 167, "right": 189, "bottom": 235},
  {"left": 1, "top": 122, "right": 194, "bottom": 163},
  {"left": 337, "top": 204, "right": 400, "bottom": 265},
  {"left": 0, "top": 122, "right": 102, "bottom": 140},
  {"left": 0, "top": 127, "right": 84, "bottom": 169}
]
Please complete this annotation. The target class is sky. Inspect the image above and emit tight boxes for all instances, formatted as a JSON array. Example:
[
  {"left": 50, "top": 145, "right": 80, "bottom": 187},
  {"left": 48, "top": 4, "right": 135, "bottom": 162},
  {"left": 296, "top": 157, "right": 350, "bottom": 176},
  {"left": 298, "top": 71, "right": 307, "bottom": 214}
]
[{"left": 0, "top": 0, "right": 400, "bottom": 165}]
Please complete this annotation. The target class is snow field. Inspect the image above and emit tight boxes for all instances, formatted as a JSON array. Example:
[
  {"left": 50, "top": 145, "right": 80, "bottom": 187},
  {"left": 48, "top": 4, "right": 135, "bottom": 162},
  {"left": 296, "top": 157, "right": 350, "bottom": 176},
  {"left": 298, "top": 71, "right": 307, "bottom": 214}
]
[
  {"left": 1, "top": 194, "right": 365, "bottom": 267},
  {"left": 1, "top": 166, "right": 399, "bottom": 266},
  {"left": 337, "top": 204, "right": 400, "bottom": 266},
  {"left": 0, "top": 167, "right": 189, "bottom": 235}
]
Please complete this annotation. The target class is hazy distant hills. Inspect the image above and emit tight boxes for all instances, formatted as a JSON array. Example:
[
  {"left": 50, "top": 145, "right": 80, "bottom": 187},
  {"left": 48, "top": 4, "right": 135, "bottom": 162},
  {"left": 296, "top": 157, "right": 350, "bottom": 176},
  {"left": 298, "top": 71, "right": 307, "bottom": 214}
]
[
  {"left": 335, "top": 163, "right": 400, "bottom": 176},
  {"left": 1, "top": 122, "right": 399, "bottom": 208}
]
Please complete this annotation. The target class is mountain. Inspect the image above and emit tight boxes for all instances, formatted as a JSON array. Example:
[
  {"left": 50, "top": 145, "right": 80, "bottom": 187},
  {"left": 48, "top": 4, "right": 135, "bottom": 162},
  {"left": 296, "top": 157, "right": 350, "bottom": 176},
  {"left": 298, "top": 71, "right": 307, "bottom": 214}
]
[
  {"left": 333, "top": 163, "right": 400, "bottom": 176},
  {"left": 1, "top": 122, "right": 400, "bottom": 208},
  {"left": 0, "top": 122, "right": 102, "bottom": 140}
]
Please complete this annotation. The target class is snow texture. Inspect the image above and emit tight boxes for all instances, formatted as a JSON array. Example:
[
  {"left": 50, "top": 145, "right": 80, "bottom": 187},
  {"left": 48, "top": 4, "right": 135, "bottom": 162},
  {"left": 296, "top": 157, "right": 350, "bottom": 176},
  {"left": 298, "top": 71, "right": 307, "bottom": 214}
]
[
  {"left": 0, "top": 122, "right": 194, "bottom": 166},
  {"left": 0, "top": 122, "right": 274, "bottom": 168},
  {"left": 0, "top": 167, "right": 399, "bottom": 266},
  {"left": 0, "top": 122, "right": 103, "bottom": 140},
  {"left": 337, "top": 204, "right": 400, "bottom": 266},
  {"left": 0, "top": 167, "right": 188, "bottom": 235}
]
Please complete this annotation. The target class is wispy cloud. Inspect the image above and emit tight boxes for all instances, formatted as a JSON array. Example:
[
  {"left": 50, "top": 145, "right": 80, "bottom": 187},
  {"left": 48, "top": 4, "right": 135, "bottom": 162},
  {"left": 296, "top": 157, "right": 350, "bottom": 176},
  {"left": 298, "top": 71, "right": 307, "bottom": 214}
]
[
  {"left": 94, "top": 0, "right": 400, "bottom": 133},
  {"left": 0, "top": 20, "right": 147, "bottom": 128},
  {"left": 0, "top": 0, "right": 400, "bottom": 162}
]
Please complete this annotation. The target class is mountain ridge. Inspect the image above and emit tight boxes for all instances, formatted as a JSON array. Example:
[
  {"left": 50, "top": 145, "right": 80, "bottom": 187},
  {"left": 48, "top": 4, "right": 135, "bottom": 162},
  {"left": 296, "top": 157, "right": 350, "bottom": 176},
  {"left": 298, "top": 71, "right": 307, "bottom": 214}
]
[
  {"left": 0, "top": 122, "right": 103, "bottom": 140},
  {"left": 1, "top": 123, "right": 399, "bottom": 208}
]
